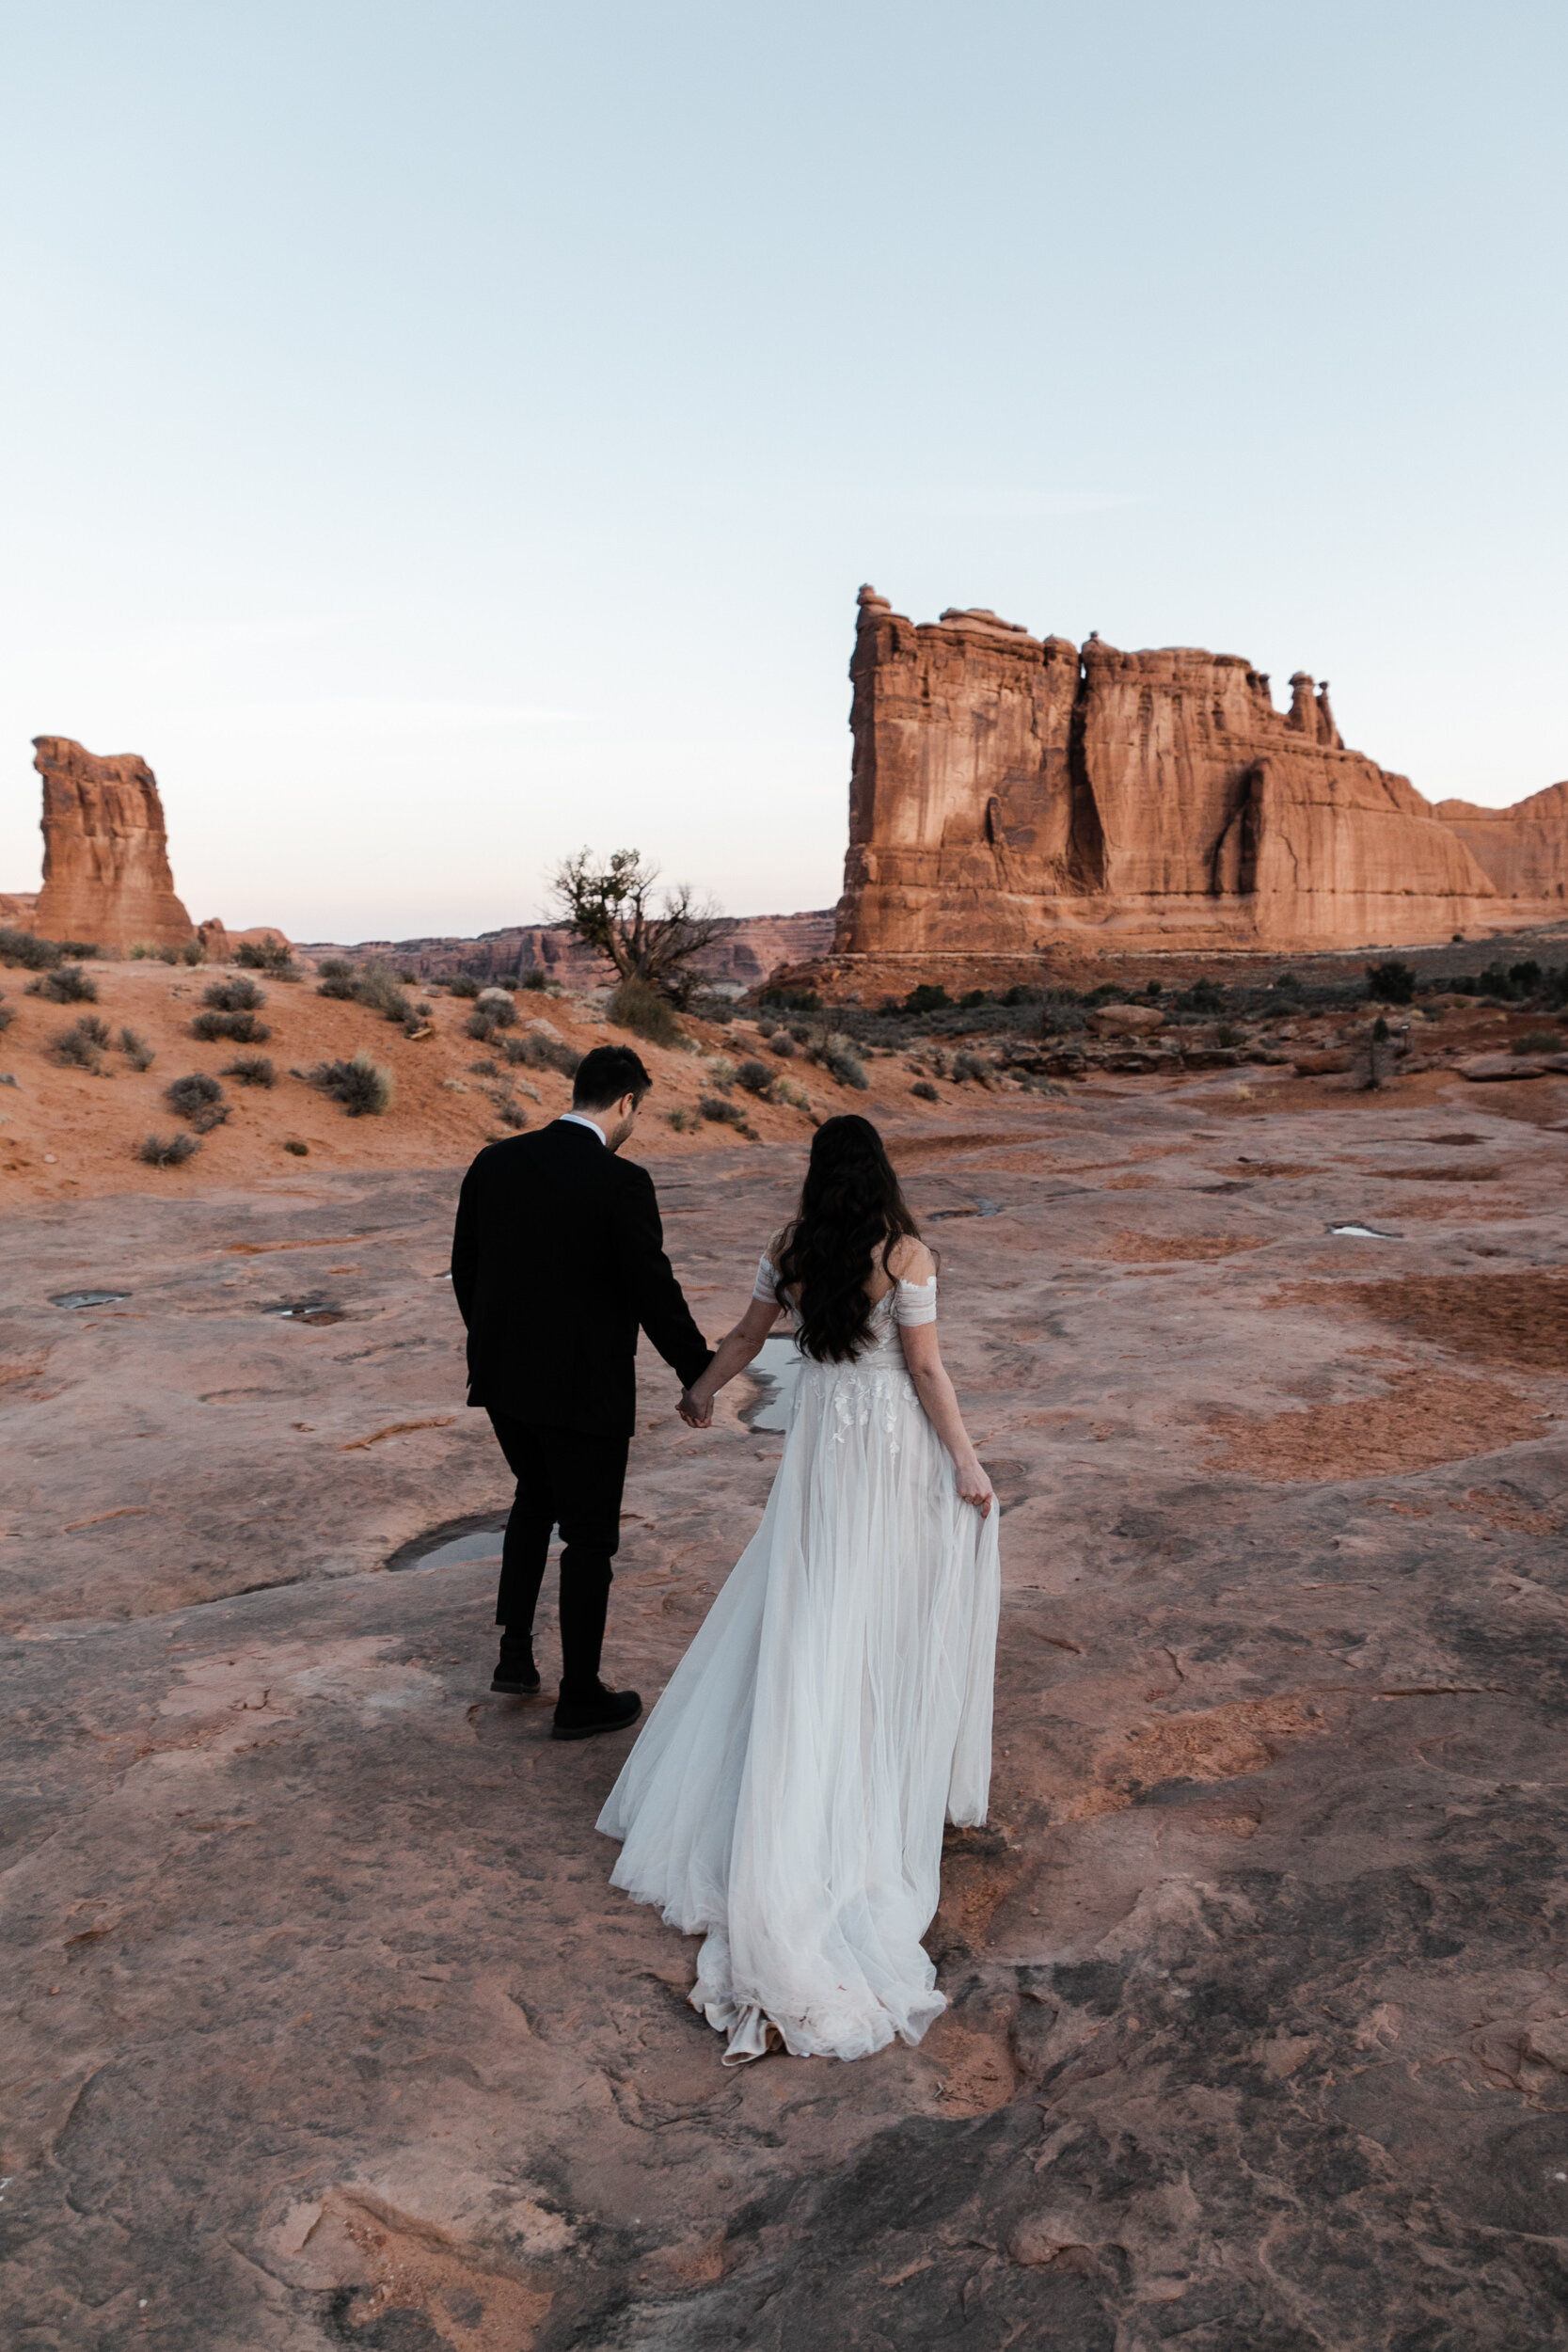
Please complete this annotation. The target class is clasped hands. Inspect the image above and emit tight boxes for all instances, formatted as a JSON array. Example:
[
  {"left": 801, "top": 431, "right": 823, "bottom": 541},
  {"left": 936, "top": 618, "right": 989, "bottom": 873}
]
[{"left": 678, "top": 1385, "right": 714, "bottom": 1429}]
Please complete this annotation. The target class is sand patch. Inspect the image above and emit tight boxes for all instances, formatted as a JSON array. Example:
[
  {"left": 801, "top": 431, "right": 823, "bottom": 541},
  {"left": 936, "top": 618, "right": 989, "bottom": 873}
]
[
  {"left": 1279, "top": 1269, "right": 1568, "bottom": 1373},
  {"left": 1101, "top": 1173, "right": 1158, "bottom": 1190},
  {"left": 1101, "top": 1232, "right": 1269, "bottom": 1264},
  {"left": 1206, "top": 1369, "right": 1540, "bottom": 1481}
]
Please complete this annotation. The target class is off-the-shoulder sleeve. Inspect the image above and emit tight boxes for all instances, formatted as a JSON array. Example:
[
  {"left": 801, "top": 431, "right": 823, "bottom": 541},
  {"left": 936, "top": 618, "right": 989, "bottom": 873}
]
[
  {"left": 752, "top": 1254, "right": 779, "bottom": 1305},
  {"left": 894, "top": 1275, "right": 937, "bottom": 1327}
]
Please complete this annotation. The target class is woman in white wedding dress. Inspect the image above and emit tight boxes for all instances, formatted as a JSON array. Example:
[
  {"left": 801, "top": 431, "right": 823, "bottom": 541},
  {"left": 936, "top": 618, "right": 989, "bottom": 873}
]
[{"left": 597, "top": 1114, "right": 1001, "bottom": 2064}]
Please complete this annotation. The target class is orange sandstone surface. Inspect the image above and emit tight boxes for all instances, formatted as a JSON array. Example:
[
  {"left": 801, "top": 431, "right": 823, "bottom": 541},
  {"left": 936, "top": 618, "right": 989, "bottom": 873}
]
[{"left": 6, "top": 1031, "right": 1568, "bottom": 2344}]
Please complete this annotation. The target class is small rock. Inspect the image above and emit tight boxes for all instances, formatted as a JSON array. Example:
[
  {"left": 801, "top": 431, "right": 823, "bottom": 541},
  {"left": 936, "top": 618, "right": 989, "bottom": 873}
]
[{"left": 1085, "top": 1004, "right": 1165, "bottom": 1037}]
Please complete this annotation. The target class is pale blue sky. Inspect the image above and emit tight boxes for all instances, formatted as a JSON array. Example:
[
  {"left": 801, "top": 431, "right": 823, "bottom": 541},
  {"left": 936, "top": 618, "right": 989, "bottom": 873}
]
[{"left": 2, "top": 1, "right": 1563, "bottom": 939}]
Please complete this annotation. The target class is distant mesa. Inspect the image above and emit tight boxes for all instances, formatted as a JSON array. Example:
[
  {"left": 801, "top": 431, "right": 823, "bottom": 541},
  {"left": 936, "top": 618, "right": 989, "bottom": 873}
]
[
  {"left": 7, "top": 739, "right": 283, "bottom": 960},
  {"left": 832, "top": 589, "right": 1568, "bottom": 962}
]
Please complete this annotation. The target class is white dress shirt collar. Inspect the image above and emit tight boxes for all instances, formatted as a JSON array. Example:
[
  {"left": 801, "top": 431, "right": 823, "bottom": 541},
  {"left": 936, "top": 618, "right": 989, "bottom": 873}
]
[{"left": 559, "top": 1110, "right": 607, "bottom": 1145}]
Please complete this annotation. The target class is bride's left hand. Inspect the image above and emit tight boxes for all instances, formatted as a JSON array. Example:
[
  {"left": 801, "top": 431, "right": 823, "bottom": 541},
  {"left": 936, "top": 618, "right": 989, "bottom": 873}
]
[{"left": 678, "top": 1386, "right": 714, "bottom": 1428}]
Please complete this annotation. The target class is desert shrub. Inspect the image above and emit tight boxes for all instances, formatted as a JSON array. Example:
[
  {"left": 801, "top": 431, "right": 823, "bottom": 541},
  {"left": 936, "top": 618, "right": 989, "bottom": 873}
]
[
  {"left": 959, "top": 989, "right": 989, "bottom": 1009},
  {"left": 911, "top": 1079, "right": 939, "bottom": 1102},
  {"left": 1214, "top": 1023, "right": 1243, "bottom": 1049},
  {"left": 667, "top": 1105, "right": 700, "bottom": 1132},
  {"left": 347, "top": 963, "right": 412, "bottom": 1024},
  {"left": 773, "top": 1077, "right": 812, "bottom": 1111},
  {"left": 192, "top": 1009, "right": 271, "bottom": 1043},
  {"left": 118, "top": 1025, "right": 154, "bottom": 1070},
  {"left": 0, "top": 995, "right": 11, "bottom": 1036},
  {"left": 1176, "top": 977, "right": 1225, "bottom": 1016},
  {"left": 57, "top": 940, "right": 100, "bottom": 959},
  {"left": 519, "top": 968, "right": 549, "bottom": 993},
  {"left": 1366, "top": 959, "right": 1417, "bottom": 1005},
  {"left": 468, "top": 1057, "right": 499, "bottom": 1076},
  {"left": 52, "top": 1017, "right": 109, "bottom": 1070},
  {"left": 699, "top": 1095, "right": 756, "bottom": 1137},
  {"left": 1000, "top": 983, "right": 1040, "bottom": 1007},
  {"left": 769, "top": 1032, "right": 795, "bottom": 1057},
  {"left": 1270, "top": 971, "right": 1302, "bottom": 998},
  {"left": 447, "top": 974, "right": 481, "bottom": 998},
  {"left": 504, "top": 1032, "right": 581, "bottom": 1080},
  {"left": 282, "top": 1139, "right": 309, "bottom": 1156},
  {"left": 759, "top": 987, "right": 820, "bottom": 1012},
  {"left": 465, "top": 1009, "right": 499, "bottom": 1041},
  {"left": 755, "top": 1013, "right": 779, "bottom": 1037},
  {"left": 1513, "top": 1031, "right": 1562, "bottom": 1056},
  {"left": 305, "top": 1051, "right": 393, "bottom": 1116},
  {"left": 234, "top": 934, "right": 295, "bottom": 975},
  {"left": 32, "top": 963, "right": 99, "bottom": 1004},
  {"left": 204, "top": 976, "right": 265, "bottom": 1012},
  {"left": 180, "top": 940, "right": 203, "bottom": 965},
  {"left": 736, "top": 1058, "right": 774, "bottom": 1097},
  {"left": 396, "top": 968, "right": 417, "bottom": 984},
  {"left": 903, "top": 983, "right": 951, "bottom": 1014},
  {"left": 222, "top": 1053, "right": 276, "bottom": 1087},
  {"left": 821, "top": 1041, "right": 868, "bottom": 1090},
  {"left": 319, "top": 958, "right": 354, "bottom": 980},
  {"left": 788, "top": 1022, "right": 812, "bottom": 1044},
  {"left": 704, "top": 1057, "right": 736, "bottom": 1090},
  {"left": 0, "top": 927, "right": 62, "bottom": 970},
  {"left": 316, "top": 969, "right": 357, "bottom": 999},
  {"left": 950, "top": 1050, "right": 990, "bottom": 1086},
  {"left": 138, "top": 1131, "right": 201, "bottom": 1168},
  {"left": 608, "top": 977, "right": 683, "bottom": 1047},
  {"left": 491, "top": 1099, "right": 529, "bottom": 1130},
  {"left": 1510, "top": 959, "right": 1543, "bottom": 993},
  {"left": 476, "top": 992, "right": 517, "bottom": 1028},
  {"left": 166, "top": 1071, "right": 230, "bottom": 1131}
]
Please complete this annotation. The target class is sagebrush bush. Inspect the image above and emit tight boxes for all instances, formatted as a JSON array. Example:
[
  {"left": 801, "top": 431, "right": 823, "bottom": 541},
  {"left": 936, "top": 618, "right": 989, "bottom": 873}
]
[
  {"left": 950, "top": 1050, "right": 990, "bottom": 1086},
  {"left": 119, "top": 1025, "right": 154, "bottom": 1071},
  {"left": 192, "top": 1009, "right": 271, "bottom": 1043},
  {"left": 305, "top": 1052, "right": 393, "bottom": 1116},
  {"left": 318, "top": 958, "right": 354, "bottom": 979},
  {"left": 755, "top": 1013, "right": 778, "bottom": 1038},
  {"left": 447, "top": 974, "right": 481, "bottom": 998},
  {"left": 282, "top": 1138, "right": 309, "bottom": 1156},
  {"left": 0, "top": 927, "right": 62, "bottom": 969},
  {"left": 504, "top": 1032, "right": 582, "bottom": 1079},
  {"left": 166, "top": 1072, "right": 230, "bottom": 1131},
  {"left": 911, "top": 1079, "right": 939, "bottom": 1102},
  {"left": 223, "top": 1054, "right": 277, "bottom": 1087},
  {"left": 807, "top": 1031, "right": 867, "bottom": 1089},
  {"left": 736, "top": 1058, "right": 773, "bottom": 1098},
  {"left": 180, "top": 940, "right": 203, "bottom": 965},
  {"left": 234, "top": 935, "right": 295, "bottom": 975},
  {"left": 156, "top": 945, "right": 181, "bottom": 965},
  {"left": 608, "top": 977, "right": 682, "bottom": 1047},
  {"left": 519, "top": 968, "right": 549, "bottom": 993},
  {"left": 1513, "top": 1031, "right": 1562, "bottom": 1056},
  {"left": 316, "top": 970, "right": 357, "bottom": 1000},
  {"left": 1365, "top": 959, "right": 1418, "bottom": 1005},
  {"left": 204, "top": 976, "right": 265, "bottom": 1012},
  {"left": 465, "top": 1008, "right": 499, "bottom": 1042},
  {"left": 492, "top": 1100, "right": 529, "bottom": 1130},
  {"left": 478, "top": 993, "right": 517, "bottom": 1028},
  {"left": 52, "top": 1017, "right": 110, "bottom": 1070},
  {"left": 698, "top": 1095, "right": 757, "bottom": 1137},
  {"left": 138, "top": 1131, "right": 201, "bottom": 1168},
  {"left": 667, "top": 1105, "right": 700, "bottom": 1132},
  {"left": 31, "top": 964, "right": 99, "bottom": 1004},
  {"left": 772, "top": 1077, "right": 812, "bottom": 1111},
  {"left": 768, "top": 1032, "right": 795, "bottom": 1057},
  {"left": 347, "top": 963, "right": 411, "bottom": 1024}
]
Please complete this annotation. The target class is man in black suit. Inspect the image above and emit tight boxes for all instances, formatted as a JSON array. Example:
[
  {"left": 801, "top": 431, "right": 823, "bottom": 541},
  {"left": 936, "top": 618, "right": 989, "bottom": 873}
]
[{"left": 451, "top": 1041, "right": 712, "bottom": 1740}]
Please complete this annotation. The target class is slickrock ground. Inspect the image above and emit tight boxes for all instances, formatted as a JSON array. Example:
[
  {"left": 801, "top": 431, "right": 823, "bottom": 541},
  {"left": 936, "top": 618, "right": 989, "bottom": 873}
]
[{"left": 6, "top": 1057, "right": 1568, "bottom": 2348}]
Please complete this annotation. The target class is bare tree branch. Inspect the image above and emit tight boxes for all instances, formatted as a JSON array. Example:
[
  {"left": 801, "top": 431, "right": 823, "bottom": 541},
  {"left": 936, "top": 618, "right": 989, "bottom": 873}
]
[{"left": 549, "top": 849, "right": 725, "bottom": 1003}]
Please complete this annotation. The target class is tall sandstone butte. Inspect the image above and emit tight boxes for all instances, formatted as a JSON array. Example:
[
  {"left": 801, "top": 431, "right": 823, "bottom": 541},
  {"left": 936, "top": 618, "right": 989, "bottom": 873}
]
[
  {"left": 1433, "top": 780, "right": 1568, "bottom": 916},
  {"left": 31, "top": 737, "right": 195, "bottom": 953},
  {"left": 833, "top": 587, "right": 1515, "bottom": 958}
]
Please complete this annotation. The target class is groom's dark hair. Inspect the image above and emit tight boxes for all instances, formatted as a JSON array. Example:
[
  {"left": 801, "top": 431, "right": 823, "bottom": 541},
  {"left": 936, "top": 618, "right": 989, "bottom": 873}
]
[{"left": 573, "top": 1043, "right": 653, "bottom": 1111}]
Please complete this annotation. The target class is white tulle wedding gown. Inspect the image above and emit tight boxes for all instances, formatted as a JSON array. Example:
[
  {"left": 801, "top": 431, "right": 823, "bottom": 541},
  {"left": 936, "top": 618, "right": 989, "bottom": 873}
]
[{"left": 597, "top": 1256, "right": 1002, "bottom": 2063}]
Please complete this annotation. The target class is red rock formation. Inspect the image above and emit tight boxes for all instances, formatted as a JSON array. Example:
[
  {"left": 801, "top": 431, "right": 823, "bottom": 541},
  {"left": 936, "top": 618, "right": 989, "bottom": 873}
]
[
  {"left": 834, "top": 589, "right": 1505, "bottom": 959},
  {"left": 1433, "top": 781, "right": 1568, "bottom": 915},
  {"left": 31, "top": 738, "right": 194, "bottom": 952}
]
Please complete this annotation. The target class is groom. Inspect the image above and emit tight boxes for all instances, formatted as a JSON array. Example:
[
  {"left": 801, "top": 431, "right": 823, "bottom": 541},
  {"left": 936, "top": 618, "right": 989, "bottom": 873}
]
[{"left": 451, "top": 1042, "right": 713, "bottom": 1740}]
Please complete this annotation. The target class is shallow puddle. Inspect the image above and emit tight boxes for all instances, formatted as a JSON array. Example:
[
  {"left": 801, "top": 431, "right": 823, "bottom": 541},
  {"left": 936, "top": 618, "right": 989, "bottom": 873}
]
[
  {"left": 745, "top": 1332, "right": 804, "bottom": 1431},
  {"left": 50, "top": 1289, "right": 130, "bottom": 1309}
]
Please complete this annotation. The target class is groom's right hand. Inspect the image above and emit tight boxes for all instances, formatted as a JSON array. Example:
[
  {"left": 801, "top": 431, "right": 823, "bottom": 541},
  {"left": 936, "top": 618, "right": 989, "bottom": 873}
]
[{"left": 678, "top": 1387, "right": 713, "bottom": 1429}]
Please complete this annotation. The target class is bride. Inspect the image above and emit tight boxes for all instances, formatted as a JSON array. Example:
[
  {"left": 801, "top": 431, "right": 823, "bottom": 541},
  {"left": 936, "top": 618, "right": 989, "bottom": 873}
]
[{"left": 597, "top": 1113, "right": 1001, "bottom": 2063}]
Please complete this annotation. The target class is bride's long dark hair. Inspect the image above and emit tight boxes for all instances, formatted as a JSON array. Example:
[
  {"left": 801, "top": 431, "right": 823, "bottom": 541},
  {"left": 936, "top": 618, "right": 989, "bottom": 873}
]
[{"left": 774, "top": 1115, "right": 924, "bottom": 1364}]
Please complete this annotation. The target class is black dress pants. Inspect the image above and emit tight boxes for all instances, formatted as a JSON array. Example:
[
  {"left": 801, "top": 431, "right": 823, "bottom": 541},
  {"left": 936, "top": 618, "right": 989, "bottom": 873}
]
[{"left": 486, "top": 1413, "right": 629, "bottom": 1693}]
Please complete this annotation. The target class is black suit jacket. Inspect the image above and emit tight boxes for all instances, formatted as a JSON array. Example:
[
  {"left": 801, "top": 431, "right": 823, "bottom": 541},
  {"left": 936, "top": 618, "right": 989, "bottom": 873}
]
[{"left": 451, "top": 1119, "right": 712, "bottom": 1437}]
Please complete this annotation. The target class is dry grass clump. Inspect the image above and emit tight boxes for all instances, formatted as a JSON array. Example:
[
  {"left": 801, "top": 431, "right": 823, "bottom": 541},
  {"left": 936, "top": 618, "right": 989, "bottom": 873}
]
[
  {"left": 234, "top": 934, "right": 295, "bottom": 976},
  {"left": 303, "top": 1052, "right": 393, "bottom": 1116},
  {"left": 222, "top": 1054, "right": 276, "bottom": 1088},
  {"left": 503, "top": 1032, "right": 581, "bottom": 1079},
  {"left": 608, "top": 977, "right": 683, "bottom": 1047},
  {"left": 699, "top": 1095, "right": 757, "bottom": 1139},
  {"left": 0, "top": 927, "right": 63, "bottom": 970},
  {"left": 119, "top": 1025, "right": 155, "bottom": 1071},
  {"left": 51, "top": 1015, "right": 111, "bottom": 1070},
  {"left": 29, "top": 963, "right": 99, "bottom": 1004},
  {"left": 138, "top": 1131, "right": 202, "bottom": 1168},
  {"left": 192, "top": 1009, "right": 272, "bottom": 1043},
  {"left": 166, "top": 1072, "right": 230, "bottom": 1132}
]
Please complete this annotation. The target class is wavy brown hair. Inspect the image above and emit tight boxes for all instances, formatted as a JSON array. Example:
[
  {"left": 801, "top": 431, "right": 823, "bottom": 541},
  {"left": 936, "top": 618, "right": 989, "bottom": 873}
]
[{"left": 774, "top": 1115, "right": 923, "bottom": 1363}]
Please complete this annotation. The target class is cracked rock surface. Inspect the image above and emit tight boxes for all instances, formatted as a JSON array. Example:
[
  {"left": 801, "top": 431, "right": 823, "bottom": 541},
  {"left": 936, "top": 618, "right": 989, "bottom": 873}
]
[{"left": 5, "top": 1080, "right": 1568, "bottom": 2348}]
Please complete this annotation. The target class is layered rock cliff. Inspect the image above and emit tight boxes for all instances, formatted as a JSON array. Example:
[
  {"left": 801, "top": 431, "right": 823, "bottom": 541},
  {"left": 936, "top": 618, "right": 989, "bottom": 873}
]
[
  {"left": 1433, "top": 780, "right": 1568, "bottom": 915},
  {"left": 31, "top": 738, "right": 195, "bottom": 952},
  {"left": 833, "top": 589, "right": 1512, "bottom": 958}
]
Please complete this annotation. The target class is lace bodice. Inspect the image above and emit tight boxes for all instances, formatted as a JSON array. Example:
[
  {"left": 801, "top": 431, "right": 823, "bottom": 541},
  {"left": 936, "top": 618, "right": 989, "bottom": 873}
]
[{"left": 752, "top": 1255, "right": 935, "bottom": 1367}]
